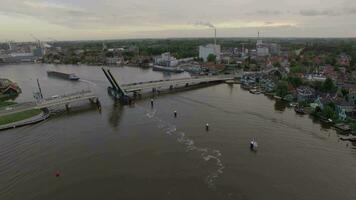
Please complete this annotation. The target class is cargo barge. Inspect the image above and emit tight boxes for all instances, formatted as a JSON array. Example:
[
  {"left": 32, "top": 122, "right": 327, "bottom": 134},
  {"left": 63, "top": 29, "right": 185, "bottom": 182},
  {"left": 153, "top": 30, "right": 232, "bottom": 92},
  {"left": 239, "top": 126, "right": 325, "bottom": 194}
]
[
  {"left": 47, "top": 71, "right": 80, "bottom": 81},
  {"left": 153, "top": 65, "right": 184, "bottom": 73}
]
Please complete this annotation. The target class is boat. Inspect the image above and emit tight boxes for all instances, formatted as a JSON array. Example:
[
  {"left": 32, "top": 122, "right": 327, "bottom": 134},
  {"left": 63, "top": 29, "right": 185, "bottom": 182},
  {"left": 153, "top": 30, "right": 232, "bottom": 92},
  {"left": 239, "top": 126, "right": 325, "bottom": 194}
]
[
  {"left": 294, "top": 106, "right": 306, "bottom": 114},
  {"left": 47, "top": 71, "right": 80, "bottom": 81},
  {"left": 152, "top": 65, "right": 184, "bottom": 73},
  {"left": 273, "top": 95, "right": 282, "bottom": 100},
  {"left": 249, "top": 89, "right": 261, "bottom": 94},
  {"left": 289, "top": 102, "right": 297, "bottom": 107},
  {"left": 250, "top": 140, "right": 258, "bottom": 151},
  {"left": 225, "top": 80, "right": 235, "bottom": 85}
]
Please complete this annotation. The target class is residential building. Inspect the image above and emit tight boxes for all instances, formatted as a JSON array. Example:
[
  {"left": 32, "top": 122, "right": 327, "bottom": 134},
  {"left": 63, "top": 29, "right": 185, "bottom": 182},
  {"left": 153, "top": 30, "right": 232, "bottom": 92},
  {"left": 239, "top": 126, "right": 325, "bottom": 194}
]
[{"left": 296, "top": 86, "right": 316, "bottom": 102}]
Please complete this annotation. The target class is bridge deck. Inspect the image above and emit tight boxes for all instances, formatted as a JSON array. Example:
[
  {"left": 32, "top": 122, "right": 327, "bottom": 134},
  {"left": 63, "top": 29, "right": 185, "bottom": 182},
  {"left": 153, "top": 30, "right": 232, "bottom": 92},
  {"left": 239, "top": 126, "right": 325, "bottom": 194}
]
[
  {"left": 122, "top": 75, "right": 234, "bottom": 92},
  {"left": 36, "top": 90, "right": 97, "bottom": 109},
  {"left": 0, "top": 90, "right": 97, "bottom": 117}
]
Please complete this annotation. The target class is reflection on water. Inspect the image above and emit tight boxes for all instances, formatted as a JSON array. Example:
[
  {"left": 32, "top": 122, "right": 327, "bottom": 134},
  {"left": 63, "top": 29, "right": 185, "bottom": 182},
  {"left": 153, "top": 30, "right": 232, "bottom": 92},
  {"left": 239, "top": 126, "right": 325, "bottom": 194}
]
[
  {"left": 108, "top": 102, "right": 123, "bottom": 128},
  {"left": 274, "top": 100, "right": 287, "bottom": 112}
]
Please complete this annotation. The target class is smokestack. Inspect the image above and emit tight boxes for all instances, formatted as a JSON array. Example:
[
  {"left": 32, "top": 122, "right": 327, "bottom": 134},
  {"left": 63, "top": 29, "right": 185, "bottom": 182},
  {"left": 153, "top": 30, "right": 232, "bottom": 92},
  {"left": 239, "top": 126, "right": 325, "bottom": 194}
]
[{"left": 214, "top": 28, "right": 217, "bottom": 46}]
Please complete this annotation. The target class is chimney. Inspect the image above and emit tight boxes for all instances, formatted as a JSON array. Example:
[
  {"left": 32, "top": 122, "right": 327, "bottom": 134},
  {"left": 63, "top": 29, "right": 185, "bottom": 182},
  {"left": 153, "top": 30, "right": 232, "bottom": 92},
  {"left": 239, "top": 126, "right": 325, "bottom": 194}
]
[{"left": 214, "top": 28, "right": 217, "bottom": 46}]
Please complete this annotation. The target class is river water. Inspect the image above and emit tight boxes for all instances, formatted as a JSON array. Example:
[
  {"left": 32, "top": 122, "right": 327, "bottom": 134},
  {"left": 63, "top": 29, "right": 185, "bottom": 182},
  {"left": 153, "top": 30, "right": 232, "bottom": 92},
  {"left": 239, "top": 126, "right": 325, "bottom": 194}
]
[{"left": 1, "top": 64, "right": 356, "bottom": 200}]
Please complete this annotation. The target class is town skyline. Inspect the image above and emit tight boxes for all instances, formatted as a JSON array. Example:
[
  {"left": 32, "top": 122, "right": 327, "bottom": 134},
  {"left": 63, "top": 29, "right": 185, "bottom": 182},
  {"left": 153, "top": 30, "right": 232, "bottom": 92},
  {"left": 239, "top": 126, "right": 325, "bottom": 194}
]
[{"left": 1, "top": 0, "right": 356, "bottom": 41}]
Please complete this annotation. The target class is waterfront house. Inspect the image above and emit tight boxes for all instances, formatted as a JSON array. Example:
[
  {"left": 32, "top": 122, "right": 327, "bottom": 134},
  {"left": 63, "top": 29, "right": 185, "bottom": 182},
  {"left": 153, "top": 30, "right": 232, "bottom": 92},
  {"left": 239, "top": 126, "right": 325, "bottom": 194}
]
[
  {"left": 348, "top": 92, "right": 356, "bottom": 104},
  {"left": 335, "top": 99, "right": 356, "bottom": 119},
  {"left": 311, "top": 95, "right": 335, "bottom": 111},
  {"left": 341, "top": 83, "right": 356, "bottom": 94},
  {"left": 296, "top": 86, "right": 316, "bottom": 102},
  {"left": 0, "top": 79, "right": 21, "bottom": 96}
]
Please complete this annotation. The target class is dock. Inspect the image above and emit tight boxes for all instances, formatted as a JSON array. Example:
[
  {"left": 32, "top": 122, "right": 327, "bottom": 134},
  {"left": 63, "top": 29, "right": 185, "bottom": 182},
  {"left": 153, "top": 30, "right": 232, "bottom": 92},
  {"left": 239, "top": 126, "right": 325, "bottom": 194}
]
[{"left": 340, "top": 135, "right": 356, "bottom": 141}]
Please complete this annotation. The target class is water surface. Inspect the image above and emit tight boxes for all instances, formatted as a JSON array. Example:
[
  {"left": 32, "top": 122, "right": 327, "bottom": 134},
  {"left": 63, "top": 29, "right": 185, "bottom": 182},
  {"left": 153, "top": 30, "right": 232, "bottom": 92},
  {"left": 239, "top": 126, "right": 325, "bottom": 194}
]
[{"left": 0, "top": 64, "right": 355, "bottom": 200}]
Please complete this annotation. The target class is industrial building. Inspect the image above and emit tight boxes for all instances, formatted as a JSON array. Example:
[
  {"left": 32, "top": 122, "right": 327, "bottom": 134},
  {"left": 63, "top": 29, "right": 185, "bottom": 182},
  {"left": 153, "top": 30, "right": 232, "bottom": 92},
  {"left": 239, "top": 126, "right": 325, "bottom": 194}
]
[{"left": 199, "top": 44, "right": 221, "bottom": 62}]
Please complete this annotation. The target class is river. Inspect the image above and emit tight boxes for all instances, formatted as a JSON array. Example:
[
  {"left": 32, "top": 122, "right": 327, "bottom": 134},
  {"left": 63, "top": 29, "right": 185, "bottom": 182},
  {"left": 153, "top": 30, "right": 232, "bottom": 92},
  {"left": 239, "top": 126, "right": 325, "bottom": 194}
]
[{"left": 1, "top": 64, "right": 356, "bottom": 200}]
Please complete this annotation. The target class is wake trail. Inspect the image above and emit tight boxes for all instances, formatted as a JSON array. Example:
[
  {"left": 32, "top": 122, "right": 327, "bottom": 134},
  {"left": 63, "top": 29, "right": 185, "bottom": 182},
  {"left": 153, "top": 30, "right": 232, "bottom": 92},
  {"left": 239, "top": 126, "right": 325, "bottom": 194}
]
[{"left": 137, "top": 105, "right": 225, "bottom": 190}]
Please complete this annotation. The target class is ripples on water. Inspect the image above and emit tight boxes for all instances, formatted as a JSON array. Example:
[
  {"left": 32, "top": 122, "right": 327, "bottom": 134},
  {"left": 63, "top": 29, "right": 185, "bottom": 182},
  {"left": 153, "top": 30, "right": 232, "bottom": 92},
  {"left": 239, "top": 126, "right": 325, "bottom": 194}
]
[{"left": 138, "top": 105, "right": 225, "bottom": 189}]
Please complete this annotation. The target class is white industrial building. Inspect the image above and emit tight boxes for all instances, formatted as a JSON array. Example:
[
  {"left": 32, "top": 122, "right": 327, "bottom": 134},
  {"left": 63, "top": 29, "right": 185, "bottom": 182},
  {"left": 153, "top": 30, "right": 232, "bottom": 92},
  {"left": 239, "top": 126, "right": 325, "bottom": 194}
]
[
  {"left": 256, "top": 39, "right": 270, "bottom": 57},
  {"left": 199, "top": 44, "right": 221, "bottom": 62},
  {"left": 154, "top": 52, "right": 179, "bottom": 67}
]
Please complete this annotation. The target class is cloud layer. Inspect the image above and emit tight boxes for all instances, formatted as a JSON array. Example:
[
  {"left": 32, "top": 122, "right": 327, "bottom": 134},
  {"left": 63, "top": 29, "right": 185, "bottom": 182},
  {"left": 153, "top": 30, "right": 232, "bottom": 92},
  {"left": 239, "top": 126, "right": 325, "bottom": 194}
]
[{"left": 0, "top": 0, "right": 356, "bottom": 41}]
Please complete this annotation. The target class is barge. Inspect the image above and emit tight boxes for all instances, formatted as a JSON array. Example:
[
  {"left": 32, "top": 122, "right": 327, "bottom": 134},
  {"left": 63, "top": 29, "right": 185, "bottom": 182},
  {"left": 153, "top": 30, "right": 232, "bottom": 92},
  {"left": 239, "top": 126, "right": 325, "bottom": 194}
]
[{"left": 47, "top": 71, "right": 80, "bottom": 81}]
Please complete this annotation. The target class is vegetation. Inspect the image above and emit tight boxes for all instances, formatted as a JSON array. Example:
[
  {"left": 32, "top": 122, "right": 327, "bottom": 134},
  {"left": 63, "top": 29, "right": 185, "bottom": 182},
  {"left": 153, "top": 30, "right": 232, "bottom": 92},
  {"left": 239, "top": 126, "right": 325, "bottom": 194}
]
[
  {"left": 321, "top": 78, "right": 336, "bottom": 92},
  {"left": 275, "top": 80, "right": 289, "bottom": 97},
  {"left": 207, "top": 54, "right": 216, "bottom": 62},
  {"left": 287, "top": 76, "right": 303, "bottom": 88},
  {"left": 0, "top": 109, "right": 42, "bottom": 126},
  {"left": 0, "top": 101, "right": 16, "bottom": 108}
]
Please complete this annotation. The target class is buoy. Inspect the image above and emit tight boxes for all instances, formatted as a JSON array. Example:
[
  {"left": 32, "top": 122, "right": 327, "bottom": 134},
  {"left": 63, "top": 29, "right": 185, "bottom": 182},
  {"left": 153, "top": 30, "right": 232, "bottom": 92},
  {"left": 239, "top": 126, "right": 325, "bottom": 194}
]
[
  {"left": 55, "top": 170, "right": 61, "bottom": 177},
  {"left": 206, "top": 123, "right": 209, "bottom": 131},
  {"left": 174, "top": 111, "right": 177, "bottom": 118}
]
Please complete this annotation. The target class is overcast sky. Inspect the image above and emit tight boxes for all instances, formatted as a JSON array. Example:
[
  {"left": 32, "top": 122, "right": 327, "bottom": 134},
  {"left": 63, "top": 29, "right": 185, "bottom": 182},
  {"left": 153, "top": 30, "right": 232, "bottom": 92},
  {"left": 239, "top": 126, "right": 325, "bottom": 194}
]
[{"left": 1, "top": 0, "right": 356, "bottom": 41}]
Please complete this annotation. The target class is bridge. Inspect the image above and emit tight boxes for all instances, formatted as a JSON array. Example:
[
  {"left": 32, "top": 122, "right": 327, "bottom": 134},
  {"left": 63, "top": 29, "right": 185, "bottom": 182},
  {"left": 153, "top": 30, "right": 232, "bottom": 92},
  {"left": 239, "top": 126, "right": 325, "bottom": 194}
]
[
  {"left": 36, "top": 90, "right": 98, "bottom": 109},
  {"left": 0, "top": 90, "right": 99, "bottom": 117},
  {"left": 122, "top": 76, "right": 234, "bottom": 92},
  {"left": 102, "top": 68, "right": 235, "bottom": 104}
]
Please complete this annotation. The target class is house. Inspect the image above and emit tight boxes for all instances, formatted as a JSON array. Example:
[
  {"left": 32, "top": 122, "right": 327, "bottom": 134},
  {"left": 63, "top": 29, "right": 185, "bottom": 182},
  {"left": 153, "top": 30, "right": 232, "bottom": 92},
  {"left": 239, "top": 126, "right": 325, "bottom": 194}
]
[
  {"left": 0, "top": 78, "right": 21, "bottom": 96},
  {"left": 322, "top": 65, "right": 338, "bottom": 80},
  {"left": 296, "top": 86, "right": 316, "bottom": 102},
  {"left": 335, "top": 99, "right": 356, "bottom": 118},
  {"left": 337, "top": 53, "right": 351, "bottom": 67},
  {"left": 348, "top": 92, "right": 356, "bottom": 104}
]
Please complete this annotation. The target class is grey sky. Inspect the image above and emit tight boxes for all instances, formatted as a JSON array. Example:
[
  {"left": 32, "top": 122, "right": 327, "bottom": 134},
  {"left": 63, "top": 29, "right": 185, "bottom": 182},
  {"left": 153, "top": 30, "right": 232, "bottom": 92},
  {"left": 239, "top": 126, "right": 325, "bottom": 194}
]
[{"left": 0, "top": 0, "right": 355, "bottom": 41}]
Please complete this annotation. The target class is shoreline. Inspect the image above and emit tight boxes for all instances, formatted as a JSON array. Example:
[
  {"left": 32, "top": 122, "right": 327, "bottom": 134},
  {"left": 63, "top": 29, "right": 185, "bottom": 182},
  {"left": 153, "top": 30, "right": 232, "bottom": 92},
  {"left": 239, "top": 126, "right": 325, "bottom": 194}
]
[{"left": 0, "top": 109, "right": 50, "bottom": 131}]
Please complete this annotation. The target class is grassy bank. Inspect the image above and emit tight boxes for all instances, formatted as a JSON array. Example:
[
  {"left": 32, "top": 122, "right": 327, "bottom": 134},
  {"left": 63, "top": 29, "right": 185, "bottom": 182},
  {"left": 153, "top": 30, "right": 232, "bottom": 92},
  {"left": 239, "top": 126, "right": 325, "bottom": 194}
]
[
  {"left": 0, "top": 101, "right": 16, "bottom": 108},
  {"left": 0, "top": 109, "right": 42, "bottom": 126}
]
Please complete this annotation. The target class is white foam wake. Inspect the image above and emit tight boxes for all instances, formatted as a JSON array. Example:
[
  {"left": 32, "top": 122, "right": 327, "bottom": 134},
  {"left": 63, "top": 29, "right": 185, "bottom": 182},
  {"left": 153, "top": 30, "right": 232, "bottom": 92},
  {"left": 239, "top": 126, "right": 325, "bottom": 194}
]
[{"left": 138, "top": 106, "right": 224, "bottom": 189}]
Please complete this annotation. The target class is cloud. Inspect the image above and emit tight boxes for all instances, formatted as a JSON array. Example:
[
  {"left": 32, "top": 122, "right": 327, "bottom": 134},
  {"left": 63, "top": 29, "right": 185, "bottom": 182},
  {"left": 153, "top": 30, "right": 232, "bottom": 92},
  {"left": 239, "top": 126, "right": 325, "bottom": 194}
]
[
  {"left": 299, "top": 9, "right": 339, "bottom": 16},
  {"left": 254, "top": 10, "right": 284, "bottom": 15},
  {"left": 0, "top": 0, "right": 356, "bottom": 40}
]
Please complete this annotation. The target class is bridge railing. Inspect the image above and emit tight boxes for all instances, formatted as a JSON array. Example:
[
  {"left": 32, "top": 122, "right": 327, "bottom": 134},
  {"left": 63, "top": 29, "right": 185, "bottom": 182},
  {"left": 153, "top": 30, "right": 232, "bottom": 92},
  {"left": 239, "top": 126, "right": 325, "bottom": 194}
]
[
  {"left": 37, "top": 90, "right": 94, "bottom": 106},
  {"left": 122, "top": 75, "right": 235, "bottom": 87}
]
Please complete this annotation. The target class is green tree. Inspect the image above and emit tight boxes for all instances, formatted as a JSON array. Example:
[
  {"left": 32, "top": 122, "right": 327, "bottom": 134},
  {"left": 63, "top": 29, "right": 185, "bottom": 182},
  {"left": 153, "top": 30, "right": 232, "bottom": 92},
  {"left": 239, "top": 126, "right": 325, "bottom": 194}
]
[
  {"left": 322, "top": 78, "right": 336, "bottom": 92},
  {"left": 341, "top": 88, "right": 349, "bottom": 97},
  {"left": 287, "top": 76, "right": 303, "bottom": 88},
  {"left": 322, "top": 105, "right": 336, "bottom": 119},
  {"left": 207, "top": 54, "right": 216, "bottom": 62},
  {"left": 276, "top": 80, "right": 289, "bottom": 97}
]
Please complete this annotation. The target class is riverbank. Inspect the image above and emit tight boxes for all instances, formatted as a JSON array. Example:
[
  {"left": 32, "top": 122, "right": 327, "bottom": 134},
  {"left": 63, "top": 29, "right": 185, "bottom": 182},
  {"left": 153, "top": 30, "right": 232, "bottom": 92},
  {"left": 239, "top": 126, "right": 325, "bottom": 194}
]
[{"left": 0, "top": 108, "right": 50, "bottom": 131}]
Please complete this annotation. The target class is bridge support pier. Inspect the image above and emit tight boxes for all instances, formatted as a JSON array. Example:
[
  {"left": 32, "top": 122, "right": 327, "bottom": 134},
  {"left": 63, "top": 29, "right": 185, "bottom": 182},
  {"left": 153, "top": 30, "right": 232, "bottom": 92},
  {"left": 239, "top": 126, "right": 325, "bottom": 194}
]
[{"left": 65, "top": 104, "right": 70, "bottom": 111}]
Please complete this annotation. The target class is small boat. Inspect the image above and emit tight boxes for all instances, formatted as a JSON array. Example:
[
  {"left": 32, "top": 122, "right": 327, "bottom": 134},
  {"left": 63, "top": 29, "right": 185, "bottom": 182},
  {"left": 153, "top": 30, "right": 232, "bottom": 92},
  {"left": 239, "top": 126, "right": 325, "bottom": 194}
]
[
  {"left": 249, "top": 89, "right": 261, "bottom": 94},
  {"left": 225, "top": 80, "right": 235, "bottom": 85},
  {"left": 250, "top": 140, "right": 258, "bottom": 151},
  {"left": 294, "top": 106, "right": 306, "bottom": 114},
  {"left": 289, "top": 102, "right": 297, "bottom": 107}
]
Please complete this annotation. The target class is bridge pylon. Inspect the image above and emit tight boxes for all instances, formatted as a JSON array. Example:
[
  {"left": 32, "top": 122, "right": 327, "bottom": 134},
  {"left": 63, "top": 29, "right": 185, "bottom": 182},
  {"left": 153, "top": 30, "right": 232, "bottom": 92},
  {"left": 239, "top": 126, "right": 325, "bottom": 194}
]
[{"left": 102, "top": 68, "right": 131, "bottom": 104}]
